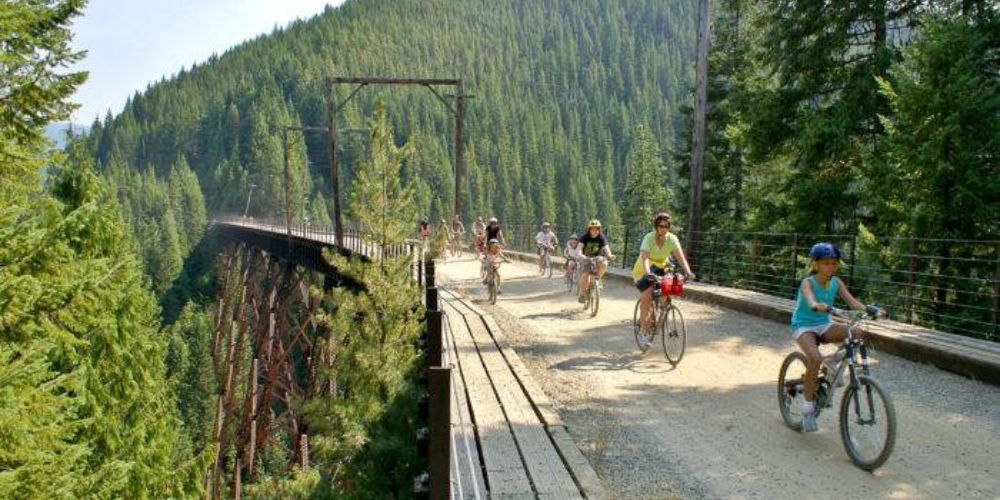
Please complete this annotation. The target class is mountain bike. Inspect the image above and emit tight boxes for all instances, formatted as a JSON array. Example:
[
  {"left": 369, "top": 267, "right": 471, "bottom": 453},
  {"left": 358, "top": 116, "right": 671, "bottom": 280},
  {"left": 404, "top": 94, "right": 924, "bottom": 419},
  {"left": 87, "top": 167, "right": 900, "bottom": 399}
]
[
  {"left": 581, "top": 256, "right": 612, "bottom": 317},
  {"left": 777, "top": 306, "right": 896, "bottom": 470},
  {"left": 632, "top": 274, "right": 686, "bottom": 364},
  {"left": 449, "top": 233, "right": 464, "bottom": 258},
  {"left": 484, "top": 260, "right": 501, "bottom": 305},
  {"left": 564, "top": 258, "right": 581, "bottom": 294},
  {"left": 538, "top": 244, "right": 555, "bottom": 278}
]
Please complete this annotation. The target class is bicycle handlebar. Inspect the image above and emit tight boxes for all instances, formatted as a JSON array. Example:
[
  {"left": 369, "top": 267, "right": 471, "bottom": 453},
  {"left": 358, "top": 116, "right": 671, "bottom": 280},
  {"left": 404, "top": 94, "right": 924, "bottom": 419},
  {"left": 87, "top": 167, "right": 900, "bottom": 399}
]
[{"left": 829, "top": 305, "right": 886, "bottom": 321}]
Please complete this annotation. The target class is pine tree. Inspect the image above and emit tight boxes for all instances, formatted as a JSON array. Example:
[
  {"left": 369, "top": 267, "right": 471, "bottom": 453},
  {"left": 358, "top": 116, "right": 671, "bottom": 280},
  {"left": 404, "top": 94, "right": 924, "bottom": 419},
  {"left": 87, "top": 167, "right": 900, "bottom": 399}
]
[
  {"left": 300, "top": 101, "right": 424, "bottom": 495},
  {"left": 623, "top": 125, "right": 670, "bottom": 231}
]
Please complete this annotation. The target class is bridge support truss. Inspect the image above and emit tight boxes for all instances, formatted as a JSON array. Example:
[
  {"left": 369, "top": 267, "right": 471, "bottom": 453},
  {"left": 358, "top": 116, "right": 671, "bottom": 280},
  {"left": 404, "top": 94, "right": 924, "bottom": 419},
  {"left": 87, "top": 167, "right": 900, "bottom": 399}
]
[{"left": 206, "top": 242, "right": 338, "bottom": 498}]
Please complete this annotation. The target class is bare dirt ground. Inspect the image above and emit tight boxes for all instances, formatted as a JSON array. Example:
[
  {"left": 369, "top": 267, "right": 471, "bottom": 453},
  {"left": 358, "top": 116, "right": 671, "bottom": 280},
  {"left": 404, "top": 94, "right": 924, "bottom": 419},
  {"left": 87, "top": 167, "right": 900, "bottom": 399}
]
[{"left": 437, "top": 255, "right": 999, "bottom": 500}]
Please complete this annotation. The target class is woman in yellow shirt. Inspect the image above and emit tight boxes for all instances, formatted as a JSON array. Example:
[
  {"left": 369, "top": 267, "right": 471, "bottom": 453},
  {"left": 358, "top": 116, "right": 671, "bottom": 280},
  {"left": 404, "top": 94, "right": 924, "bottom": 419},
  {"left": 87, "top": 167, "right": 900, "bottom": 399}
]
[{"left": 632, "top": 213, "right": 695, "bottom": 336}]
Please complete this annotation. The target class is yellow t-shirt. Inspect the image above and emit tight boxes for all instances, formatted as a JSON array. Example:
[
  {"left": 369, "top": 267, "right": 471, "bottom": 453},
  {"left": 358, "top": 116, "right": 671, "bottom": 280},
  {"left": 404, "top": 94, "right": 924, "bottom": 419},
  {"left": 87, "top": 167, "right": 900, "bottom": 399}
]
[{"left": 631, "top": 231, "right": 680, "bottom": 281}]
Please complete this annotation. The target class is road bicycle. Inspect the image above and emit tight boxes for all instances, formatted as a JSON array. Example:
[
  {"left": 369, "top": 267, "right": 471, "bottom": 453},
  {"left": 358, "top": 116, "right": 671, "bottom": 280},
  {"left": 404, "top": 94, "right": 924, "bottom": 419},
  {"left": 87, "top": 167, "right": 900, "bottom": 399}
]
[
  {"left": 580, "top": 256, "right": 612, "bottom": 317},
  {"left": 777, "top": 306, "right": 896, "bottom": 470},
  {"left": 632, "top": 273, "right": 686, "bottom": 364}
]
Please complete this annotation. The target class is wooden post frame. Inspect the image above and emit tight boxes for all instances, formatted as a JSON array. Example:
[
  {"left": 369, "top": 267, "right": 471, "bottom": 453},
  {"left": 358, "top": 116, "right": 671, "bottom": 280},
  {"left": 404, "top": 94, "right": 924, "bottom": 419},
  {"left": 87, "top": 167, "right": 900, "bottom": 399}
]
[{"left": 325, "top": 76, "right": 469, "bottom": 236}]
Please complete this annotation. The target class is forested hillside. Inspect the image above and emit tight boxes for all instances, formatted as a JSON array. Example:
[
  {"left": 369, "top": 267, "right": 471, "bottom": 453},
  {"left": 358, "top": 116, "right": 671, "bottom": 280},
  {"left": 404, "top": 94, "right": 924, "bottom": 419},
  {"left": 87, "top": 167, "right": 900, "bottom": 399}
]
[
  {"left": 4, "top": 0, "right": 996, "bottom": 496},
  {"left": 81, "top": 0, "right": 699, "bottom": 234}
]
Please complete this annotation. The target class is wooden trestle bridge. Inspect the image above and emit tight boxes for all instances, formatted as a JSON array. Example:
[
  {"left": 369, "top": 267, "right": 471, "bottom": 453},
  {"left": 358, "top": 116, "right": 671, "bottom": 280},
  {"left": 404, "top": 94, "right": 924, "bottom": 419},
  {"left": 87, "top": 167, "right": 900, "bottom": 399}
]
[{"left": 207, "top": 219, "right": 604, "bottom": 499}]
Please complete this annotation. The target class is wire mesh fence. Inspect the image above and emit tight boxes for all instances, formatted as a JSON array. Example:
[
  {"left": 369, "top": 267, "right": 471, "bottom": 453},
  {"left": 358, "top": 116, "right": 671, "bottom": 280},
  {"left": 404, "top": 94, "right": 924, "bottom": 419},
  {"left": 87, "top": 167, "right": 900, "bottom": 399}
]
[
  {"left": 222, "top": 216, "right": 999, "bottom": 341},
  {"left": 693, "top": 231, "right": 998, "bottom": 341}
]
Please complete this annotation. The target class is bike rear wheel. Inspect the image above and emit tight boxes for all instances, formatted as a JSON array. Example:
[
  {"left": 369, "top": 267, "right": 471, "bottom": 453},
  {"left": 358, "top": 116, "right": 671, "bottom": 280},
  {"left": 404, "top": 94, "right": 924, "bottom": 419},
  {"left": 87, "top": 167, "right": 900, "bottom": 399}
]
[
  {"left": 661, "top": 303, "right": 686, "bottom": 365},
  {"left": 632, "top": 300, "right": 651, "bottom": 352},
  {"left": 840, "top": 375, "right": 896, "bottom": 470},
  {"left": 777, "top": 351, "right": 809, "bottom": 431}
]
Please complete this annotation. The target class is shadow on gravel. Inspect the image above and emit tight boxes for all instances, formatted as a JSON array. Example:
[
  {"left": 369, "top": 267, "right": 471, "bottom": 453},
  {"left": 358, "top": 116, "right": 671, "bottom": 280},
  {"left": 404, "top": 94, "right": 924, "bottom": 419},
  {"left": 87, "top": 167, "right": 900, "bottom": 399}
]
[{"left": 550, "top": 353, "right": 676, "bottom": 374}]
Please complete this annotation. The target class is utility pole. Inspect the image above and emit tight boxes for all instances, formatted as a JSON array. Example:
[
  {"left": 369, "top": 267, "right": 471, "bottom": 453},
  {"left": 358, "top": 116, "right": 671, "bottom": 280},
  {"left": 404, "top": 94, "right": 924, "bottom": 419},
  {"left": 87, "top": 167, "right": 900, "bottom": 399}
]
[
  {"left": 282, "top": 129, "right": 293, "bottom": 241},
  {"left": 325, "top": 80, "right": 345, "bottom": 247},
  {"left": 687, "top": 0, "right": 711, "bottom": 264},
  {"left": 243, "top": 183, "right": 258, "bottom": 218},
  {"left": 454, "top": 79, "right": 465, "bottom": 220}
]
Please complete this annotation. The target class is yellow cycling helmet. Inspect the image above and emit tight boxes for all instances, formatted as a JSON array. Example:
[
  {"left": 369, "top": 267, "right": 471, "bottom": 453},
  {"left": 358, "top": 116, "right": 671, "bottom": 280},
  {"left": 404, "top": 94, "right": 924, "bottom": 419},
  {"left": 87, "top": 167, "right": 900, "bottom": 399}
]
[{"left": 587, "top": 219, "right": 602, "bottom": 229}]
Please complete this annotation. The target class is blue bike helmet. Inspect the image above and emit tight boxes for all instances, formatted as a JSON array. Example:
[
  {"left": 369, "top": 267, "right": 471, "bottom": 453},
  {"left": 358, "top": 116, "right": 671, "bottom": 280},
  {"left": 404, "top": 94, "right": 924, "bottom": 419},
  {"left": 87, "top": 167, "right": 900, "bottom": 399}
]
[{"left": 809, "top": 242, "right": 841, "bottom": 260}]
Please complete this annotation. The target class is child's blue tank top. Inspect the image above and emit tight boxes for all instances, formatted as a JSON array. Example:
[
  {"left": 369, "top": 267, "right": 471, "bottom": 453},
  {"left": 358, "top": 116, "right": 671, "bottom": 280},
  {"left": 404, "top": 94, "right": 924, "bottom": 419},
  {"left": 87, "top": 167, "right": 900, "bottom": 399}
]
[{"left": 791, "top": 275, "right": 838, "bottom": 330}]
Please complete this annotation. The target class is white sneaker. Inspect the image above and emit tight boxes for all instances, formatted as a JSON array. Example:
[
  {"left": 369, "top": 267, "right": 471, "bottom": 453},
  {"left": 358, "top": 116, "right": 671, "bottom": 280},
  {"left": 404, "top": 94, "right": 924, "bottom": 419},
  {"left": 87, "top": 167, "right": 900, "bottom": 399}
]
[
  {"left": 637, "top": 332, "right": 651, "bottom": 350},
  {"left": 802, "top": 411, "right": 818, "bottom": 432},
  {"left": 800, "top": 401, "right": 818, "bottom": 432}
]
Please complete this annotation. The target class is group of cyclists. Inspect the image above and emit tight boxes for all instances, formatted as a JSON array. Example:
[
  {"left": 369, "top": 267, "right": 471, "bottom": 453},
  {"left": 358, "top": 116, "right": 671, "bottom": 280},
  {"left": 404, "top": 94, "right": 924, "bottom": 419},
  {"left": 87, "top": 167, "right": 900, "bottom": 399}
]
[
  {"left": 423, "top": 211, "right": 887, "bottom": 440},
  {"left": 439, "top": 213, "right": 697, "bottom": 328}
]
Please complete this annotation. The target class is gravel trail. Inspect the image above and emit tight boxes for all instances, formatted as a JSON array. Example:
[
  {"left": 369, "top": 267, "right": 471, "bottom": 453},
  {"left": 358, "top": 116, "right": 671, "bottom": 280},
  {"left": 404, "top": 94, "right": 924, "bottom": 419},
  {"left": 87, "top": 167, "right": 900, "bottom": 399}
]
[{"left": 437, "top": 256, "right": 999, "bottom": 500}]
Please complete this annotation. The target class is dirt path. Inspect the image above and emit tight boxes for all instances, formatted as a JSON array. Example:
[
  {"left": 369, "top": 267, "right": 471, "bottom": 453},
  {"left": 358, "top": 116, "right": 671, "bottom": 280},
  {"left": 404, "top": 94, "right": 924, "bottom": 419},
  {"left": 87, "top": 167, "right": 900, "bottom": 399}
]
[{"left": 437, "top": 256, "right": 999, "bottom": 500}]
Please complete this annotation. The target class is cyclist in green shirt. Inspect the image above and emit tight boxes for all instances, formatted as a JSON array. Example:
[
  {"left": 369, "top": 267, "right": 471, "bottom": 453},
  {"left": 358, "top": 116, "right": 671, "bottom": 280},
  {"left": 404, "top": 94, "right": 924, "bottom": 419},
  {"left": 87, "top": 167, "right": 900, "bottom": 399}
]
[{"left": 632, "top": 213, "right": 694, "bottom": 336}]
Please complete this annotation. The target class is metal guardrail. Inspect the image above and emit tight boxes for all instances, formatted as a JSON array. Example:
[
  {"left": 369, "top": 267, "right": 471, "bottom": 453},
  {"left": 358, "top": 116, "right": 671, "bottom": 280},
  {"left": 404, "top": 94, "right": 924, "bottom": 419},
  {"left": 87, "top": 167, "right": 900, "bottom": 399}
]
[
  {"left": 492, "top": 221, "right": 998, "bottom": 341},
  {"left": 219, "top": 214, "right": 998, "bottom": 340}
]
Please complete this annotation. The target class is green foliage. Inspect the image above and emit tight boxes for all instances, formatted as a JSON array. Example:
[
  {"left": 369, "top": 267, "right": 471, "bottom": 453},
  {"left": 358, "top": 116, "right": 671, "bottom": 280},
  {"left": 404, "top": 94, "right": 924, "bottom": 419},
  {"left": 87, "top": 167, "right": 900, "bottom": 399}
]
[
  {"left": 0, "top": 0, "right": 87, "bottom": 148},
  {"left": 165, "top": 302, "right": 218, "bottom": 451},
  {"left": 0, "top": 159, "right": 196, "bottom": 497},
  {"left": 299, "top": 105, "right": 424, "bottom": 496},
  {"left": 872, "top": 10, "right": 999, "bottom": 241},
  {"left": 82, "top": 0, "right": 698, "bottom": 228},
  {"left": 622, "top": 124, "right": 670, "bottom": 229}
]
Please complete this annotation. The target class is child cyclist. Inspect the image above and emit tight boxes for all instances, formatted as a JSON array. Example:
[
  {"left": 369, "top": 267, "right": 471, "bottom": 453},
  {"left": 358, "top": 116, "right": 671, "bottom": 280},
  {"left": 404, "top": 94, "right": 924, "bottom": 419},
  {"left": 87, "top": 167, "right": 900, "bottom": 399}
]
[
  {"left": 564, "top": 234, "right": 584, "bottom": 278},
  {"left": 535, "top": 222, "right": 559, "bottom": 273},
  {"left": 481, "top": 238, "right": 508, "bottom": 293},
  {"left": 791, "top": 242, "right": 884, "bottom": 432}
]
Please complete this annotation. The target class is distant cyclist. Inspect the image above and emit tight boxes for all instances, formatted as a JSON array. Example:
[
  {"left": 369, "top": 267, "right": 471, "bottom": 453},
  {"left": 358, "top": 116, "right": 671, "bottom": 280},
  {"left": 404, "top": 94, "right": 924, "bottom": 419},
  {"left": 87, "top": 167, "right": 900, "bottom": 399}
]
[
  {"left": 564, "top": 234, "right": 584, "bottom": 278},
  {"left": 485, "top": 217, "right": 506, "bottom": 247},
  {"left": 418, "top": 219, "right": 431, "bottom": 250},
  {"left": 482, "top": 238, "right": 508, "bottom": 293},
  {"left": 535, "top": 222, "right": 559, "bottom": 273},
  {"left": 577, "top": 219, "right": 614, "bottom": 303},
  {"left": 791, "top": 242, "right": 881, "bottom": 432},
  {"left": 472, "top": 216, "right": 486, "bottom": 237},
  {"left": 451, "top": 216, "right": 466, "bottom": 240}
]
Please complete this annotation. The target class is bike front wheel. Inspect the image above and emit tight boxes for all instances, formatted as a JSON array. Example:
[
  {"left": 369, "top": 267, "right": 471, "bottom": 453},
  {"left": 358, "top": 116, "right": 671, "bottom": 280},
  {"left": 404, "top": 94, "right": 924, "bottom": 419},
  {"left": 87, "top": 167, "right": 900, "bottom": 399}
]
[
  {"left": 660, "top": 303, "right": 686, "bottom": 365},
  {"left": 588, "top": 282, "right": 600, "bottom": 317},
  {"left": 777, "top": 351, "right": 809, "bottom": 431},
  {"left": 840, "top": 375, "right": 896, "bottom": 470},
  {"left": 487, "top": 273, "right": 498, "bottom": 305}
]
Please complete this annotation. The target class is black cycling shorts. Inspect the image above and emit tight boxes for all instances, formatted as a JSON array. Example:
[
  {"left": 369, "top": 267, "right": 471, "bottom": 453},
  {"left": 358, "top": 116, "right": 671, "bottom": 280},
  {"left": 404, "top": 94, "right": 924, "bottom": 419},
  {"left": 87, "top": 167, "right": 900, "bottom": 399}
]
[{"left": 635, "top": 265, "right": 667, "bottom": 292}]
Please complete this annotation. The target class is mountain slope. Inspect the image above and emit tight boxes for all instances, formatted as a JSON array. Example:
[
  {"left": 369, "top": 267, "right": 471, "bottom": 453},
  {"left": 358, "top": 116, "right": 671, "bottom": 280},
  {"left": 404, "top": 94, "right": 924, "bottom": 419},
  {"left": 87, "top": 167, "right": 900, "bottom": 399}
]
[{"left": 84, "top": 0, "right": 697, "bottom": 233}]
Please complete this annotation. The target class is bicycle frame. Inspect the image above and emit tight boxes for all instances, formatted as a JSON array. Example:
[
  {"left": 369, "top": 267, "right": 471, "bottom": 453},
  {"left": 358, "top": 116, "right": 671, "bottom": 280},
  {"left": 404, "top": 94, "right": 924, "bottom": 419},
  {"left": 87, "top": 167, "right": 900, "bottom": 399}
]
[{"left": 818, "top": 309, "right": 875, "bottom": 415}]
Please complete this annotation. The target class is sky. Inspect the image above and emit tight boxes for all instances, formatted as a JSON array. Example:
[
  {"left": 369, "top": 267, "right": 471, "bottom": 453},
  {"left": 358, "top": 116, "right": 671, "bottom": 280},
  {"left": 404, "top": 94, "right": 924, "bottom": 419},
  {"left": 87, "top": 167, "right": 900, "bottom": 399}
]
[{"left": 68, "top": 0, "right": 346, "bottom": 125}]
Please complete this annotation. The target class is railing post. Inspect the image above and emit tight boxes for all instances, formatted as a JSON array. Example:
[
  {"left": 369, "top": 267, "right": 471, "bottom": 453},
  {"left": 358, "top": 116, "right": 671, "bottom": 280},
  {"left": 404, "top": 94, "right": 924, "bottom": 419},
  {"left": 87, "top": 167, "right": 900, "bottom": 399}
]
[
  {"left": 428, "top": 366, "right": 451, "bottom": 500},
  {"left": 848, "top": 233, "right": 858, "bottom": 287},
  {"left": 622, "top": 226, "right": 629, "bottom": 269},
  {"left": 790, "top": 234, "right": 799, "bottom": 297},
  {"left": 993, "top": 242, "right": 999, "bottom": 341},
  {"left": 907, "top": 237, "right": 916, "bottom": 324}
]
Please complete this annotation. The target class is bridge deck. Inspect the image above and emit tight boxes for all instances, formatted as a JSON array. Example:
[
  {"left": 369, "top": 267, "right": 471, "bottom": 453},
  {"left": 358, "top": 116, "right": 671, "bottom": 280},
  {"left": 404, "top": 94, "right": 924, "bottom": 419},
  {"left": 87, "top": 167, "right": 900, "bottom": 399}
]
[{"left": 440, "top": 289, "right": 606, "bottom": 499}]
